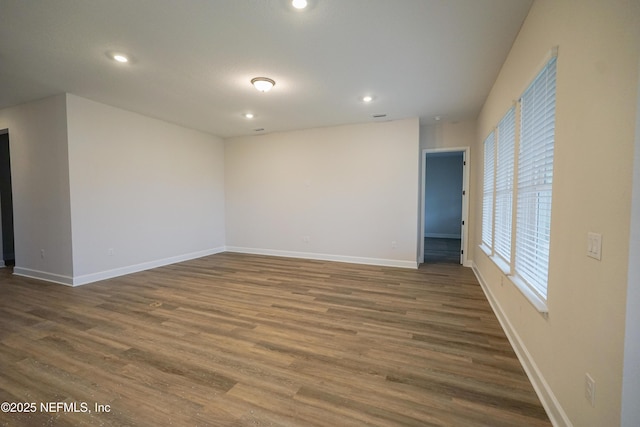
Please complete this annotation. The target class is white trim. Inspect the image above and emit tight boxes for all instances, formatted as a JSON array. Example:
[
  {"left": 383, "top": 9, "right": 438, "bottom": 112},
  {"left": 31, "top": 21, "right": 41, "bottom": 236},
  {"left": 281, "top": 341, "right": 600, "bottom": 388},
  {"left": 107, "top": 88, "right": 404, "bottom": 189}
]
[
  {"left": 471, "top": 262, "right": 572, "bottom": 427},
  {"left": 13, "top": 268, "right": 74, "bottom": 286},
  {"left": 508, "top": 274, "right": 549, "bottom": 314},
  {"left": 71, "top": 247, "right": 226, "bottom": 286},
  {"left": 479, "top": 243, "right": 492, "bottom": 257},
  {"left": 480, "top": 243, "right": 548, "bottom": 314},
  {"left": 516, "top": 46, "right": 560, "bottom": 100},
  {"left": 490, "top": 254, "right": 511, "bottom": 276},
  {"left": 420, "top": 147, "right": 470, "bottom": 265},
  {"left": 226, "top": 246, "right": 418, "bottom": 269}
]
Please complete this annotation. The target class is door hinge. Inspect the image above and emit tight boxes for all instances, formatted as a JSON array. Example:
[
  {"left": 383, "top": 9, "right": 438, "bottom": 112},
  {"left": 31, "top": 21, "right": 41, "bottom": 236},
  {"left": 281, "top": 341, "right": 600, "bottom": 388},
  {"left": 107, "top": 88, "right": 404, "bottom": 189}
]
[
  {"left": 463, "top": 161, "right": 466, "bottom": 166},
  {"left": 462, "top": 190, "right": 466, "bottom": 195},
  {"left": 461, "top": 250, "right": 464, "bottom": 254},
  {"left": 462, "top": 220, "right": 465, "bottom": 225}
]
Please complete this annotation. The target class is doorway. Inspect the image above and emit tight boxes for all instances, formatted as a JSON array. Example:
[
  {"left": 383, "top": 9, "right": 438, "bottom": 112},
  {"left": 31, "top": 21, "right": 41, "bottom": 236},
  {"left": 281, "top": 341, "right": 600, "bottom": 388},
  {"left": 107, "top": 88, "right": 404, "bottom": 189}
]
[
  {"left": 420, "top": 148, "right": 468, "bottom": 265},
  {"left": 0, "top": 130, "right": 15, "bottom": 267}
]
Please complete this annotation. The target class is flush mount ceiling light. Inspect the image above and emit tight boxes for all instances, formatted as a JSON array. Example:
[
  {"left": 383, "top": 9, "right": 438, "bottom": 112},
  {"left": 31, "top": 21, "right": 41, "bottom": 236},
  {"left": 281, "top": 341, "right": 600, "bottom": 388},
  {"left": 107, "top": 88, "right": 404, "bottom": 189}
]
[
  {"left": 244, "top": 113, "right": 255, "bottom": 119},
  {"left": 251, "top": 77, "right": 275, "bottom": 92},
  {"left": 362, "top": 95, "right": 373, "bottom": 103},
  {"left": 292, "top": 0, "right": 308, "bottom": 9},
  {"left": 107, "top": 52, "right": 130, "bottom": 63},
  {"left": 113, "top": 54, "right": 129, "bottom": 63}
]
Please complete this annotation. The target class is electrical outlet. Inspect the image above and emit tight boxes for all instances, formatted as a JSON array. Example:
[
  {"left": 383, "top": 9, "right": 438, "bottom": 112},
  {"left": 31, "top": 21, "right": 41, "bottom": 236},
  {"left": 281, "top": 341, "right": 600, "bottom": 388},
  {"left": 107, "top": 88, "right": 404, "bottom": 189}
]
[
  {"left": 108, "top": 248, "right": 114, "bottom": 256},
  {"left": 40, "top": 249, "right": 45, "bottom": 259},
  {"left": 585, "top": 373, "right": 596, "bottom": 407},
  {"left": 302, "top": 236, "right": 310, "bottom": 244},
  {"left": 391, "top": 241, "right": 397, "bottom": 248}
]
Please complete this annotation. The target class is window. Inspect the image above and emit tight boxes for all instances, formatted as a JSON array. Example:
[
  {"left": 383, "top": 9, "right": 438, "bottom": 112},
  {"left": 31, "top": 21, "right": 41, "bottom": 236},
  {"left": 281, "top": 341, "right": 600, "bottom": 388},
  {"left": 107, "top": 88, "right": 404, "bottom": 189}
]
[
  {"left": 482, "top": 131, "right": 495, "bottom": 251},
  {"left": 480, "top": 52, "right": 557, "bottom": 310},
  {"left": 515, "top": 56, "right": 557, "bottom": 300},
  {"left": 494, "top": 107, "right": 516, "bottom": 264}
]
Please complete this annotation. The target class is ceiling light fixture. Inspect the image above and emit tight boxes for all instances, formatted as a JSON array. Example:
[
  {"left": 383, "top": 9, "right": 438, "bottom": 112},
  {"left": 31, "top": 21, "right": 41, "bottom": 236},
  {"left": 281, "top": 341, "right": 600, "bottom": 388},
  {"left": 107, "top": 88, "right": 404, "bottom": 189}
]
[
  {"left": 292, "top": 0, "right": 308, "bottom": 9},
  {"left": 106, "top": 51, "right": 131, "bottom": 64},
  {"left": 362, "top": 95, "right": 373, "bottom": 103},
  {"left": 251, "top": 77, "right": 275, "bottom": 92},
  {"left": 244, "top": 113, "right": 255, "bottom": 119}
]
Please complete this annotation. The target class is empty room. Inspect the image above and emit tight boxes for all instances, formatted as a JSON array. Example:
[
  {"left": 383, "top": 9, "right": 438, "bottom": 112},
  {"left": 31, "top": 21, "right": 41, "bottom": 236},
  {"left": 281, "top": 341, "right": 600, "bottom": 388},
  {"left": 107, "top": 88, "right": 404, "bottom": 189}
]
[{"left": 0, "top": 1, "right": 639, "bottom": 426}]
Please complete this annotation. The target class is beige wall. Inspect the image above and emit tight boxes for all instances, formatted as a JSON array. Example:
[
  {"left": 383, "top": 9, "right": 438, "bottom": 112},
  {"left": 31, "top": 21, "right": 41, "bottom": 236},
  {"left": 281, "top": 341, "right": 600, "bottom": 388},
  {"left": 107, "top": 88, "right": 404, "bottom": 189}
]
[
  {"left": 473, "top": 1, "right": 640, "bottom": 426},
  {"left": 419, "top": 120, "right": 477, "bottom": 263},
  {"left": 225, "top": 119, "right": 420, "bottom": 267},
  {"left": 420, "top": 120, "right": 476, "bottom": 152}
]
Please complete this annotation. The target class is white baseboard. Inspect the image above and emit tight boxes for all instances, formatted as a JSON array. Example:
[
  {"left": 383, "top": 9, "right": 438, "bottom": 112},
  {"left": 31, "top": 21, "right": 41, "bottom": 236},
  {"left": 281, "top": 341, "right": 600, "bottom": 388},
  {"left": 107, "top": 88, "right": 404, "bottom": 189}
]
[
  {"left": 471, "top": 262, "right": 572, "bottom": 427},
  {"left": 225, "top": 246, "right": 418, "bottom": 269},
  {"left": 13, "top": 268, "right": 74, "bottom": 286},
  {"left": 71, "top": 247, "right": 226, "bottom": 286}
]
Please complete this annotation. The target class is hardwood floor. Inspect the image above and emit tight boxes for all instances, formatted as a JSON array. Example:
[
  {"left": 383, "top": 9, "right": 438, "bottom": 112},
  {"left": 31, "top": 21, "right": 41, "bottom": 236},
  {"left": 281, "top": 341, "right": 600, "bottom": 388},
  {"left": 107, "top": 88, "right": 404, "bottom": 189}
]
[
  {"left": 0, "top": 253, "right": 550, "bottom": 426},
  {"left": 423, "top": 238, "right": 462, "bottom": 264}
]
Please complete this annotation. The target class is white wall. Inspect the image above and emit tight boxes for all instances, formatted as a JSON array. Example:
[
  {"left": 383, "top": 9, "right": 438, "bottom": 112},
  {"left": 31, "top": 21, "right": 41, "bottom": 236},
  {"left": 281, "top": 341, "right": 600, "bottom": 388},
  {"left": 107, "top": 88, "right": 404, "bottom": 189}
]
[
  {"left": 0, "top": 95, "right": 74, "bottom": 283},
  {"left": 621, "top": 57, "right": 640, "bottom": 427},
  {"left": 473, "top": 1, "right": 640, "bottom": 426},
  {"left": 66, "top": 95, "right": 226, "bottom": 284},
  {"left": 225, "top": 119, "right": 419, "bottom": 268},
  {"left": 424, "top": 153, "right": 463, "bottom": 238}
]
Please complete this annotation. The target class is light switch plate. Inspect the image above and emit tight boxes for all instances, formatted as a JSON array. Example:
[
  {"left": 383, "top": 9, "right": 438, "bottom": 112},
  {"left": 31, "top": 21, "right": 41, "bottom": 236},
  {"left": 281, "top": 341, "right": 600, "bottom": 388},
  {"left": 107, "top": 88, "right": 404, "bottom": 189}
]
[{"left": 587, "top": 232, "right": 602, "bottom": 260}]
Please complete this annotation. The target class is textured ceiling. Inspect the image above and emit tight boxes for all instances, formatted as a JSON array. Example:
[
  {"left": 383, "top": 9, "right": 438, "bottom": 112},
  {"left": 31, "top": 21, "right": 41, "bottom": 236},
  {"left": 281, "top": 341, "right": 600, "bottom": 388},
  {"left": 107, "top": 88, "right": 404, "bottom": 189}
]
[{"left": 0, "top": 0, "right": 532, "bottom": 138}]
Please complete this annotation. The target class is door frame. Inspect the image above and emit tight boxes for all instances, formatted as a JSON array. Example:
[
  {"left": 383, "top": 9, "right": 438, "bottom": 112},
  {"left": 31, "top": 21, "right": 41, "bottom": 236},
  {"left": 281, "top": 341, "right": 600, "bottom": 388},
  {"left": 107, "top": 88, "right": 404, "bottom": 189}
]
[{"left": 419, "top": 147, "right": 470, "bottom": 266}]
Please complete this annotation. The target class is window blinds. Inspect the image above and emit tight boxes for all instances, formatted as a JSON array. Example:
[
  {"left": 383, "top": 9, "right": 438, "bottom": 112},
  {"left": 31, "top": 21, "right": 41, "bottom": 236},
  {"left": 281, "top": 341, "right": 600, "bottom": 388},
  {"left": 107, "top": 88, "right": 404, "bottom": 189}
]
[
  {"left": 515, "top": 56, "right": 557, "bottom": 298},
  {"left": 495, "top": 107, "right": 516, "bottom": 264},
  {"left": 482, "top": 131, "right": 495, "bottom": 250}
]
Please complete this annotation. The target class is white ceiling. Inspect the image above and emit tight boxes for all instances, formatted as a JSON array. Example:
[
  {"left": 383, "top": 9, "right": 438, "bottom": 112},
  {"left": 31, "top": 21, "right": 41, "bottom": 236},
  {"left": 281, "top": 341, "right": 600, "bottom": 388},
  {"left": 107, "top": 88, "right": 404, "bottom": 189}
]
[{"left": 0, "top": 0, "right": 532, "bottom": 138}]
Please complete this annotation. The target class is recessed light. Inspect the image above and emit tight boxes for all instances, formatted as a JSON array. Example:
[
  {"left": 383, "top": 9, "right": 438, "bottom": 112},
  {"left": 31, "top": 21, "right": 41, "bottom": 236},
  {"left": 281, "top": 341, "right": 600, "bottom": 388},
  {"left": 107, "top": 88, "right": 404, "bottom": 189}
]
[
  {"left": 292, "top": 0, "right": 308, "bottom": 9},
  {"left": 362, "top": 95, "right": 373, "bottom": 103},
  {"left": 251, "top": 77, "right": 275, "bottom": 92},
  {"left": 244, "top": 113, "right": 255, "bottom": 119},
  {"left": 434, "top": 116, "right": 441, "bottom": 121}
]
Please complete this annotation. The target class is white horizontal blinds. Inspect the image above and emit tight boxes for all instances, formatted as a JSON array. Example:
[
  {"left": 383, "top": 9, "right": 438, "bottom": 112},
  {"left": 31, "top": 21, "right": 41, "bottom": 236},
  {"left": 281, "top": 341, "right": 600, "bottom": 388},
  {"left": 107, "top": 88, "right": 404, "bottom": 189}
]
[
  {"left": 495, "top": 107, "right": 515, "bottom": 264},
  {"left": 482, "top": 131, "right": 495, "bottom": 250},
  {"left": 515, "top": 56, "right": 557, "bottom": 299}
]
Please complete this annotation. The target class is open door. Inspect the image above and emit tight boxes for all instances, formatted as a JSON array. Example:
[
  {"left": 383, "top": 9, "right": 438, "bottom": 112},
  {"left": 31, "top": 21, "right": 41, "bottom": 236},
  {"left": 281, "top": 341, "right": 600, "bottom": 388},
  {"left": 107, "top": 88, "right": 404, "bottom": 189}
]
[
  {"left": 0, "top": 130, "right": 15, "bottom": 266},
  {"left": 420, "top": 148, "right": 468, "bottom": 265}
]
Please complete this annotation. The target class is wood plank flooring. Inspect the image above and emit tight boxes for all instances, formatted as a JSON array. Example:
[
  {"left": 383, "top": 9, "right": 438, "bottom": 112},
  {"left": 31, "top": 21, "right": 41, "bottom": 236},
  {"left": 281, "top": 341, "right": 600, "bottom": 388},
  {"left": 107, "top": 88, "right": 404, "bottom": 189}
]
[
  {"left": 424, "top": 238, "right": 461, "bottom": 264},
  {"left": 0, "top": 253, "right": 550, "bottom": 426}
]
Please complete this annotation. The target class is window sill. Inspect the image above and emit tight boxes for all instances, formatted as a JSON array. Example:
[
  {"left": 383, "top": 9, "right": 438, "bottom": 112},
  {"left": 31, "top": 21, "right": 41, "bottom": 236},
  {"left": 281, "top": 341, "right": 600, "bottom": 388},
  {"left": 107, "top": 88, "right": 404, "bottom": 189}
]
[
  {"left": 508, "top": 274, "right": 549, "bottom": 316},
  {"left": 479, "top": 244, "right": 549, "bottom": 317},
  {"left": 479, "top": 244, "right": 492, "bottom": 257},
  {"left": 490, "top": 254, "right": 510, "bottom": 276}
]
